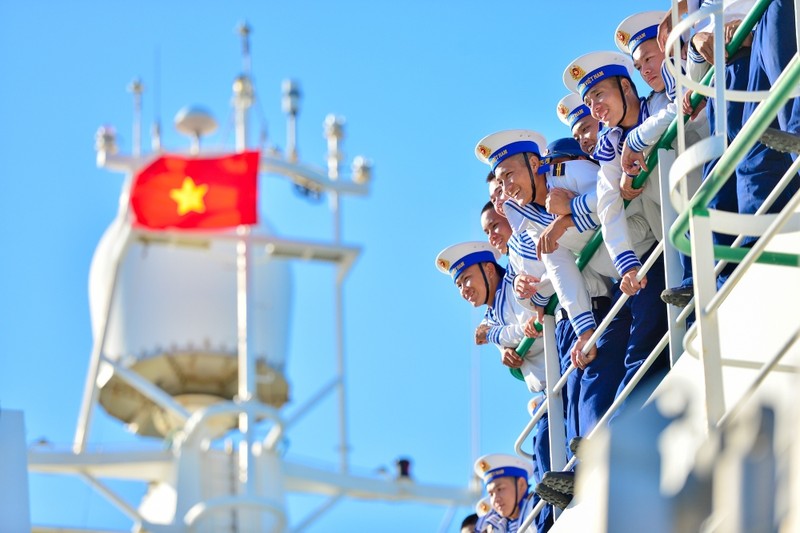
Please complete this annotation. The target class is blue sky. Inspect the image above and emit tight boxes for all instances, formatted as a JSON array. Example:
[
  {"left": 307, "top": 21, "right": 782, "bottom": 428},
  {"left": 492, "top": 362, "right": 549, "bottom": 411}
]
[{"left": 0, "top": 1, "right": 665, "bottom": 530}]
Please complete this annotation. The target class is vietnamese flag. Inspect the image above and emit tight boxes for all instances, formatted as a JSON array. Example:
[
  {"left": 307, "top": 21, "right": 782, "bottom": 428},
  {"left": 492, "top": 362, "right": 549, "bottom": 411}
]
[{"left": 130, "top": 151, "right": 259, "bottom": 230}]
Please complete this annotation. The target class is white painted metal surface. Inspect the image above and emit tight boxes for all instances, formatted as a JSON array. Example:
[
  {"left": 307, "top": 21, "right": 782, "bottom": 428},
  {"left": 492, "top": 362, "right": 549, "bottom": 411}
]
[{"left": 0, "top": 410, "right": 32, "bottom": 532}]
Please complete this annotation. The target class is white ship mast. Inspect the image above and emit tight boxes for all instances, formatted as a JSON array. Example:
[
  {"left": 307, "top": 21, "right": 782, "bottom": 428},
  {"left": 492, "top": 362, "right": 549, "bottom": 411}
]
[{"left": 20, "top": 22, "right": 477, "bottom": 533}]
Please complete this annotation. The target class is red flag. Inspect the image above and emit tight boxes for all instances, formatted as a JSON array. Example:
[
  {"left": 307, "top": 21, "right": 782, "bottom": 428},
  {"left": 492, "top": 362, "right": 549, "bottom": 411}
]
[{"left": 130, "top": 151, "right": 259, "bottom": 230}]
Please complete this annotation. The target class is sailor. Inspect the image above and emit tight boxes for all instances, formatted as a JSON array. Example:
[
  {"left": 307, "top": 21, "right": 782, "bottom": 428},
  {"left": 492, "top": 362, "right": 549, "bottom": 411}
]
[
  {"left": 436, "top": 241, "right": 554, "bottom": 519},
  {"left": 616, "top": 10, "right": 677, "bottom": 180},
  {"left": 473, "top": 453, "right": 551, "bottom": 533},
  {"left": 435, "top": 241, "right": 546, "bottom": 394},
  {"left": 615, "top": 9, "right": 709, "bottom": 306},
  {"left": 485, "top": 173, "right": 554, "bottom": 314},
  {"left": 481, "top": 200, "right": 513, "bottom": 257},
  {"left": 544, "top": 137, "right": 594, "bottom": 165},
  {"left": 556, "top": 93, "right": 603, "bottom": 156},
  {"left": 563, "top": 50, "right": 669, "bottom": 398},
  {"left": 477, "top": 199, "right": 550, "bottom": 347},
  {"left": 749, "top": 0, "right": 800, "bottom": 150},
  {"left": 461, "top": 511, "right": 480, "bottom": 533},
  {"left": 739, "top": 0, "right": 800, "bottom": 237},
  {"left": 476, "top": 130, "right": 629, "bottom": 444}
]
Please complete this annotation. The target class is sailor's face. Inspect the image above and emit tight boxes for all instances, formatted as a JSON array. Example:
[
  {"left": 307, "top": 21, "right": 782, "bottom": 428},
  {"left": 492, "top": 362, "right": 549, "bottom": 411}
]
[
  {"left": 495, "top": 154, "right": 536, "bottom": 206},
  {"left": 488, "top": 179, "right": 506, "bottom": 217},
  {"left": 571, "top": 115, "right": 600, "bottom": 155},
  {"left": 633, "top": 39, "right": 665, "bottom": 92},
  {"left": 481, "top": 208, "right": 512, "bottom": 255},
  {"left": 584, "top": 78, "right": 625, "bottom": 127},
  {"left": 487, "top": 477, "right": 519, "bottom": 518},
  {"left": 455, "top": 264, "right": 488, "bottom": 307}
]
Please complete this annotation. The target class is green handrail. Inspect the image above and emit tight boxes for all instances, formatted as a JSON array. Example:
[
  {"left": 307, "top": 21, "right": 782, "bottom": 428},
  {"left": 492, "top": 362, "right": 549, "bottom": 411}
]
[
  {"left": 669, "top": 56, "right": 800, "bottom": 266},
  {"left": 668, "top": 0, "right": 800, "bottom": 267},
  {"left": 510, "top": 0, "right": 781, "bottom": 381}
]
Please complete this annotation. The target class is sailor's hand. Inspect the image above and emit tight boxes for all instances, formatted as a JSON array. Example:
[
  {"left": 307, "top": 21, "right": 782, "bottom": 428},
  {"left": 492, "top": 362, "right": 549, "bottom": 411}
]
[
  {"left": 621, "top": 142, "right": 648, "bottom": 176},
  {"left": 682, "top": 89, "right": 707, "bottom": 120},
  {"left": 620, "top": 267, "right": 647, "bottom": 296},
  {"left": 725, "top": 19, "right": 753, "bottom": 48},
  {"left": 657, "top": 10, "right": 673, "bottom": 52},
  {"left": 692, "top": 32, "right": 715, "bottom": 64},
  {"left": 545, "top": 188, "right": 576, "bottom": 216},
  {"left": 571, "top": 329, "right": 597, "bottom": 370},
  {"left": 523, "top": 315, "right": 543, "bottom": 339},
  {"left": 502, "top": 347, "right": 524, "bottom": 368},
  {"left": 475, "top": 323, "right": 490, "bottom": 345},
  {"left": 620, "top": 174, "right": 643, "bottom": 201},
  {"left": 514, "top": 274, "right": 540, "bottom": 299},
  {"left": 537, "top": 217, "right": 569, "bottom": 257}
]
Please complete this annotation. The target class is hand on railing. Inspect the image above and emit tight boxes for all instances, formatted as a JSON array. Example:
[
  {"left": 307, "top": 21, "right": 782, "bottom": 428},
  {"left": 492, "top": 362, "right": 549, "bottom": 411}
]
[{"left": 509, "top": 303, "right": 549, "bottom": 381}]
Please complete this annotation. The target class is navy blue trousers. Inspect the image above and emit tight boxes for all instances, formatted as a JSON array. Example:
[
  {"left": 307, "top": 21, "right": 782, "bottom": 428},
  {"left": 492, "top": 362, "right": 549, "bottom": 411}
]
[
  {"left": 748, "top": 0, "right": 800, "bottom": 137},
  {"left": 738, "top": 0, "right": 800, "bottom": 241},
  {"left": 610, "top": 247, "right": 670, "bottom": 419},
  {"left": 555, "top": 298, "right": 628, "bottom": 442},
  {"left": 704, "top": 51, "right": 751, "bottom": 285}
]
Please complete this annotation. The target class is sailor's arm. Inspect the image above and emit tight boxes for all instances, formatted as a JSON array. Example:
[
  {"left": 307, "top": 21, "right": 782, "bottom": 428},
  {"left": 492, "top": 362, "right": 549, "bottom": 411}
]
[{"left": 595, "top": 131, "right": 643, "bottom": 279}]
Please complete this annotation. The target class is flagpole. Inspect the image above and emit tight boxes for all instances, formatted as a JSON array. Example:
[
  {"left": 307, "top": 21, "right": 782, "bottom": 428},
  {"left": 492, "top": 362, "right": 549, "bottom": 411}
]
[
  {"left": 236, "top": 225, "right": 256, "bottom": 499},
  {"left": 233, "top": 22, "right": 257, "bottom": 500}
]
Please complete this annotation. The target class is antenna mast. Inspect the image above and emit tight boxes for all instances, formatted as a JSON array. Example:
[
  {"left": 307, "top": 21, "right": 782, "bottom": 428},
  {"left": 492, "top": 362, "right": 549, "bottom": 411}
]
[
  {"left": 127, "top": 78, "right": 143, "bottom": 157},
  {"left": 233, "top": 22, "right": 254, "bottom": 152}
]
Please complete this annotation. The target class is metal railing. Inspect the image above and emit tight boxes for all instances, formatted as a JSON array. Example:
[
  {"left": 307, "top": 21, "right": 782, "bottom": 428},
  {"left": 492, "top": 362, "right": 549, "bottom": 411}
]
[{"left": 503, "top": 1, "right": 800, "bottom": 529}]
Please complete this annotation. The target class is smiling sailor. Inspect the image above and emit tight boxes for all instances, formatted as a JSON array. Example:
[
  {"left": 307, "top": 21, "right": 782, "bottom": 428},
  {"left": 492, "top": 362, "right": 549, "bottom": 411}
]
[
  {"left": 557, "top": 93, "right": 604, "bottom": 156},
  {"left": 435, "top": 241, "right": 546, "bottom": 394},
  {"left": 563, "top": 50, "right": 669, "bottom": 414},
  {"left": 473, "top": 453, "right": 551, "bottom": 533},
  {"left": 476, "top": 128, "right": 630, "bottom": 451}
]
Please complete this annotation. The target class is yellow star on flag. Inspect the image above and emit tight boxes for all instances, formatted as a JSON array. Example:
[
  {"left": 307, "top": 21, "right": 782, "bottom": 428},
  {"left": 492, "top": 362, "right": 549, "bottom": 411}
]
[{"left": 169, "top": 177, "right": 208, "bottom": 216}]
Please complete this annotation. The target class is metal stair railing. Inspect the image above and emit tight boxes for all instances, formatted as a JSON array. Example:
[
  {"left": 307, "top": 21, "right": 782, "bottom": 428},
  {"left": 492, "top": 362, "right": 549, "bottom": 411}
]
[
  {"left": 509, "top": 1, "right": 796, "bottom": 529},
  {"left": 664, "top": 0, "right": 800, "bottom": 428}
]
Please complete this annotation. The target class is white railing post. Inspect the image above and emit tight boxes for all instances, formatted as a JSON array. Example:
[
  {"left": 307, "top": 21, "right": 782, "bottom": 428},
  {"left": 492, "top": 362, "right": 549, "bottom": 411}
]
[
  {"left": 658, "top": 149, "right": 687, "bottom": 367},
  {"left": 542, "top": 315, "right": 565, "bottom": 520},
  {"left": 689, "top": 210, "right": 726, "bottom": 428}
]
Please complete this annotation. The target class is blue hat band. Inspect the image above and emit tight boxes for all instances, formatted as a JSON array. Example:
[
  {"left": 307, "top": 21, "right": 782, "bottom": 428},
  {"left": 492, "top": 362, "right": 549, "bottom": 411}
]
[
  {"left": 578, "top": 64, "right": 630, "bottom": 98},
  {"left": 489, "top": 140, "right": 541, "bottom": 171},
  {"left": 628, "top": 25, "right": 658, "bottom": 55},
  {"left": 567, "top": 105, "right": 591, "bottom": 128},
  {"left": 450, "top": 250, "right": 495, "bottom": 281},
  {"left": 484, "top": 466, "right": 528, "bottom": 485}
]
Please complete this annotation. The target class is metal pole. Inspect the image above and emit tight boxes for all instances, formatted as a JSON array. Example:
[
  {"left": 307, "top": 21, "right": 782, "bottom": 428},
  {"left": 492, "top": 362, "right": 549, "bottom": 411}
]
[
  {"left": 232, "top": 37, "right": 257, "bottom": 499},
  {"left": 325, "top": 115, "right": 350, "bottom": 473},
  {"left": 236, "top": 227, "right": 257, "bottom": 497},
  {"left": 334, "top": 225, "right": 349, "bottom": 474},
  {"left": 128, "top": 79, "right": 143, "bottom": 157},
  {"left": 690, "top": 211, "right": 726, "bottom": 428},
  {"left": 658, "top": 149, "right": 687, "bottom": 366},
  {"left": 73, "top": 223, "right": 133, "bottom": 452}
]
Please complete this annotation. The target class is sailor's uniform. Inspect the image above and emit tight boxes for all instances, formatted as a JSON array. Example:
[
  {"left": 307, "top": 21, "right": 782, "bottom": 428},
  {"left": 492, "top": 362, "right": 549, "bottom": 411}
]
[
  {"left": 616, "top": 10, "right": 709, "bottom": 290},
  {"left": 435, "top": 241, "right": 547, "bottom": 394},
  {"left": 476, "top": 493, "right": 539, "bottom": 533},
  {"left": 476, "top": 130, "right": 630, "bottom": 438},
  {"left": 485, "top": 272, "right": 547, "bottom": 394},
  {"left": 564, "top": 50, "right": 670, "bottom": 405},
  {"left": 740, "top": 0, "right": 800, "bottom": 244},
  {"left": 473, "top": 454, "right": 551, "bottom": 533}
]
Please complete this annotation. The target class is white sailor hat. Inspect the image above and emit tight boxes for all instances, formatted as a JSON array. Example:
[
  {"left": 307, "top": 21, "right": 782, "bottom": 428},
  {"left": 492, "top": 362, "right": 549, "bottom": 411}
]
[
  {"left": 475, "top": 129, "right": 548, "bottom": 171},
  {"left": 476, "top": 496, "right": 492, "bottom": 517},
  {"left": 435, "top": 241, "right": 501, "bottom": 282},
  {"left": 556, "top": 93, "right": 592, "bottom": 130},
  {"left": 615, "top": 11, "right": 666, "bottom": 56},
  {"left": 473, "top": 453, "right": 534, "bottom": 486},
  {"left": 563, "top": 51, "right": 635, "bottom": 98}
]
